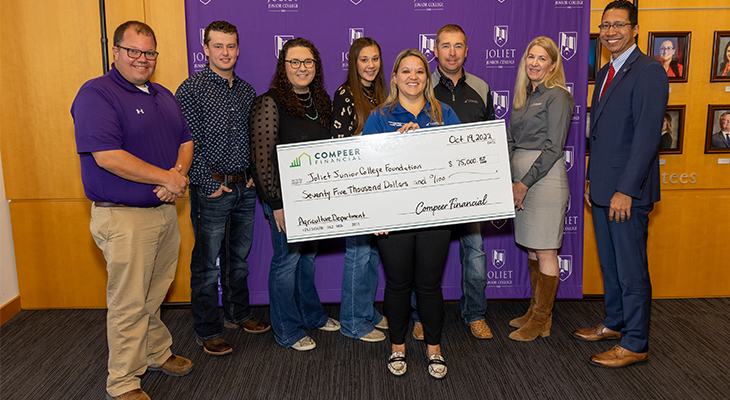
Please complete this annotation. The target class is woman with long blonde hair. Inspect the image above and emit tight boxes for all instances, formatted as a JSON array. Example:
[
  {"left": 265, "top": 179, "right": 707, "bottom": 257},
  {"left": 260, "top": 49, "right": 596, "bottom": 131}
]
[{"left": 507, "top": 36, "right": 574, "bottom": 342}]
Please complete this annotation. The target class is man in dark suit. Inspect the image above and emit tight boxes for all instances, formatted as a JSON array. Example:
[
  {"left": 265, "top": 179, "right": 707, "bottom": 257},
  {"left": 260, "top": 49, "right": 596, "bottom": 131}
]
[
  {"left": 573, "top": 0, "right": 668, "bottom": 368},
  {"left": 711, "top": 112, "right": 730, "bottom": 148}
]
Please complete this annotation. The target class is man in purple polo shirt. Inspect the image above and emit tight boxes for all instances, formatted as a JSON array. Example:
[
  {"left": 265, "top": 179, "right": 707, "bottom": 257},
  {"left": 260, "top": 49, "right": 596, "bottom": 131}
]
[{"left": 72, "top": 21, "right": 194, "bottom": 400}]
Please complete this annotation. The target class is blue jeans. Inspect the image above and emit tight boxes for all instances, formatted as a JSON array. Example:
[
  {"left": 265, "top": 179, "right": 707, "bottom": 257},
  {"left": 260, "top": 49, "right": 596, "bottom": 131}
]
[
  {"left": 189, "top": 182, "right": 256, "bottom": 341},
  {"left": 339, "top": 234, "right": 383, "bottom": 339},
  {"left": 263, "top": 203, "right": 329, "bottom": 347},
  {"left": 413, "top": 222, "right": 487, "bottom": 325}
]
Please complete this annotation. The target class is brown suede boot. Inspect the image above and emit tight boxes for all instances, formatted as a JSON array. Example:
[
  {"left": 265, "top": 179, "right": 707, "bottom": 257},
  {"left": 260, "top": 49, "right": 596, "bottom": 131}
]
[
  {"left": 509, "top": 259, "right": 540, "bottom": 328},
  {"left": 509, "top": 272, "right": 559, "bottom": 341}
]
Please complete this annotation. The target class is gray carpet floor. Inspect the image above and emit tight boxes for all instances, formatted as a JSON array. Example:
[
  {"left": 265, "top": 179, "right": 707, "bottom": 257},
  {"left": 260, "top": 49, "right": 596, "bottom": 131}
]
[{"left": 1, "top": 298, "right": 729, "bottom": 400}]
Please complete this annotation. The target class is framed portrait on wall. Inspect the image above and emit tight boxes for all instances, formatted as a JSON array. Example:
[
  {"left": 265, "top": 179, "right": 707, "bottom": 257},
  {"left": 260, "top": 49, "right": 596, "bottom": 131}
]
[
  {"left": 705, "top": 105, "right": 730, "bottom": 154},
  {"left": 659, "top": 105, "right": 684, "bottom": 155},
  {"left": 648, "top": 32, "right": 690, "bottom": 83},
  {"left": 710, "top": 31, "right": 730, "bottom": 82},
  {"left": 588, "top": 34, "right": 601, "bottom": 83}
]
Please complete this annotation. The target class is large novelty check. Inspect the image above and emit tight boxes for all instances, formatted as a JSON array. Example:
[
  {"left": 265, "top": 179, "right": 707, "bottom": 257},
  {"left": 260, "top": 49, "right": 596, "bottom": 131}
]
[{"left": 277, "top": 120, "right": 515, "bottom": 242}]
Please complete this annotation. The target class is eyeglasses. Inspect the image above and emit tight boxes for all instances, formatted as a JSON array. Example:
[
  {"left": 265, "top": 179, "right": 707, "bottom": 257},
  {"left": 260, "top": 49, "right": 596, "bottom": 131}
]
[
  {"left": 117, "top": 45, "right": 159, "bottom": 60},
  {"left": 659, "top": 46, "right": 675, "bottom": 52},
  {"left": 597, "top": 22, "right": 632, "bottom": 31},
  {"left": 285, "top": 58, "right": 315, "bottom": 68}
]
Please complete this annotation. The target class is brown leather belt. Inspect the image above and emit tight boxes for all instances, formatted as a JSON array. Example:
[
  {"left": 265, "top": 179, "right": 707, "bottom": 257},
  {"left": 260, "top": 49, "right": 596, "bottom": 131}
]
[{"left": 212, "top": 171, "right": 250, "bottom": 184}]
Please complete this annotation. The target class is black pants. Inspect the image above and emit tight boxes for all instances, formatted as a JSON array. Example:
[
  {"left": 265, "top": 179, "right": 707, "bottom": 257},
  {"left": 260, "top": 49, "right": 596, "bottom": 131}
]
[{"left": 376, "top": 227, "right": 451, "bottom": 345}]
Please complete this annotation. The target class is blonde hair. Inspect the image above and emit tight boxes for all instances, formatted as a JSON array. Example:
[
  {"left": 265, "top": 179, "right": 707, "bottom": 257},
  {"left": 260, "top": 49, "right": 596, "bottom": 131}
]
[
  {"left": 379, "top": 49, "right": 443, "bottom": 124},
  {"left": 513, "top": 36, "right": 568, "bottom": 110}
]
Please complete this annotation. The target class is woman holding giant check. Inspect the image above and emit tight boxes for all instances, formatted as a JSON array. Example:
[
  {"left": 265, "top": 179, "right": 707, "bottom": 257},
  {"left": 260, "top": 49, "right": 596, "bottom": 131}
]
[
  {"left": 362, "top": 48, "right": 460, "bottom": 379},
  {"left": 506, "top": 36, "right": 573, "bottom": 342},
  {"left": 249, "top": 38, "right": 340, "bottom": 351}
]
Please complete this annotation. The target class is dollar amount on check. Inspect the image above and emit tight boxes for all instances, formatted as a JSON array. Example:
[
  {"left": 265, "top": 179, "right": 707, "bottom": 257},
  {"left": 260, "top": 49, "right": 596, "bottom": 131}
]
[{"left": 277, "top": 120, "right": 515, "bottom": 242}]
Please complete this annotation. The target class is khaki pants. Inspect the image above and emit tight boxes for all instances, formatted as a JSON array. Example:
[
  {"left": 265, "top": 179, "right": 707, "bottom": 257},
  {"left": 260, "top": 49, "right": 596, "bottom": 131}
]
[{"left": 90, "top": 203, "right": 180, "bottom": 397}]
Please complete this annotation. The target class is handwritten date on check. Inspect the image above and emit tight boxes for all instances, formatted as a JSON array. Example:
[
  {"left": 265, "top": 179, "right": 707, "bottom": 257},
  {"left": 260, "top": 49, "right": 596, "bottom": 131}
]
[{"left": 276, "top": 120, "right": 515, "bottom": 242}]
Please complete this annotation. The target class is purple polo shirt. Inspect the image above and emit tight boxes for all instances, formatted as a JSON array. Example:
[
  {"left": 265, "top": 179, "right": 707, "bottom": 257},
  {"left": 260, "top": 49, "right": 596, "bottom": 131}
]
[{"left": 72, "top": 64, "right": 192, "bottom": 207}]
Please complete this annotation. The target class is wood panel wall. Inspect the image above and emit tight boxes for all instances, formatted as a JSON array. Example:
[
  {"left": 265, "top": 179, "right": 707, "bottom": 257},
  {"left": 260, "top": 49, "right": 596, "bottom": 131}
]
[
  {"left": 1, "top": 0, "right": 727, "bottom": 308},
  {"left": 584, "top": 0, "right": 730, "bottom": 297},
  {"left": 0, "top": 0, "right": 193, "bottom": 308}
]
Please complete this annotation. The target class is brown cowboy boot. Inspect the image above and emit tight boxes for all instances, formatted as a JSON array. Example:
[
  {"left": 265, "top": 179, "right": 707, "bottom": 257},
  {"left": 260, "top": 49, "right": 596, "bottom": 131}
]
[
  {"left": 509, "top": 259, "right": 540, "bottom": 328},
  {"left": 509, "top": 272, "right": 559, "bottom": 341}
]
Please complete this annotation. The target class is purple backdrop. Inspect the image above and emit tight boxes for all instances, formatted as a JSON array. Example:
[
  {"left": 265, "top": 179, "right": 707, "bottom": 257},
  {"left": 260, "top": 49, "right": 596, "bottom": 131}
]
[{"left": 183, "top": 0, "right": 588, "bottom": 304}]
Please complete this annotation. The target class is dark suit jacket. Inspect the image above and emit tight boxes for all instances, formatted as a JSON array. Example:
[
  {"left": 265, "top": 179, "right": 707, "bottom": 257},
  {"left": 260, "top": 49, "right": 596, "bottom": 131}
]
[
  {"left": 711, "top": 132, "right": 730, "bottom": 148},
  {"left": 659, "top": 132, "right": 672, "bottom": 150},
  {"left": 587, "top": 48, "right": 669, "bottom": 207}
]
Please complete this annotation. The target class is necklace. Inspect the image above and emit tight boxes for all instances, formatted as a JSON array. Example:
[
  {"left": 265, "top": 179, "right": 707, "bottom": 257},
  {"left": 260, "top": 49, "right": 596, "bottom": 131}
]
[
  {"left": 298, "top": 92, "right": 313, "bottom": 108},
  {"left": 298, "top": 92, "right": 317, "bottom": 120},
  {"left": 305, "top": 105, "right": 319, "bottom": 121},
  {"left": 363, "top": 86, "right": 376, "bottom": 106}
]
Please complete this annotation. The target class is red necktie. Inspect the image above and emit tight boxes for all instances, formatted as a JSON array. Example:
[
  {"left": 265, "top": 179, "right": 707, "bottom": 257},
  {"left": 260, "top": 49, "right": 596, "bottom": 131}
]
[{"left": 600, "top": 63, "right": 615, "bottom": 102}]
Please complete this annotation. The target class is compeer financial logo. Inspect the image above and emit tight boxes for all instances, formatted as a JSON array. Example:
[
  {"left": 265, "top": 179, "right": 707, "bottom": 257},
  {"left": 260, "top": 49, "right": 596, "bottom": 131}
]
[
  {"left": 290, "top": 152, "right": 311, "bottom": 167},
  {"left": 491, "top": 219, "right": 507, "bottom": 229},
  {"left": 294, "top": 148, "right": 363, "bottom": 167}
]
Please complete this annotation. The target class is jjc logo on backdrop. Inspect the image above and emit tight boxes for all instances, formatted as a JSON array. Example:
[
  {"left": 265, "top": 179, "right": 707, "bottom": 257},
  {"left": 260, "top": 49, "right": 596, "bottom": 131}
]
[
  {"left": 419, "top": 34, "right": 437, "bottom": 63},
  {"left": 274, "top": 35, "right": 294, "bottom": 58},
  {"left": 182, "top": 0, "right": 588, "bottom": 302},
  {"left": 492, "top": 91, "right": 510, "bottom": 119},
  {"left": 560, "top": 31, "right": 578, "bottom": 61},
  {"left": 495, "top": 26, "right": 508, "bottom": 48}
]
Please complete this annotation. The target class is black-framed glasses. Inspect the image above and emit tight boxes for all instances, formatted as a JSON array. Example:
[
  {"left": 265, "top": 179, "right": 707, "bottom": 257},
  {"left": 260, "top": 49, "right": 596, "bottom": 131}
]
[
  {"left": 117, "top": 45, "right": 159, "bottom": 60},
  {"left": 659, "top": 46, "right": 675, "bottom": 52},
  {"left": 597, "top": 22, "right": 632, "bottom": 31},
  {"left": 285, "top": 58, "right": 315, "bottom": 68}
]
